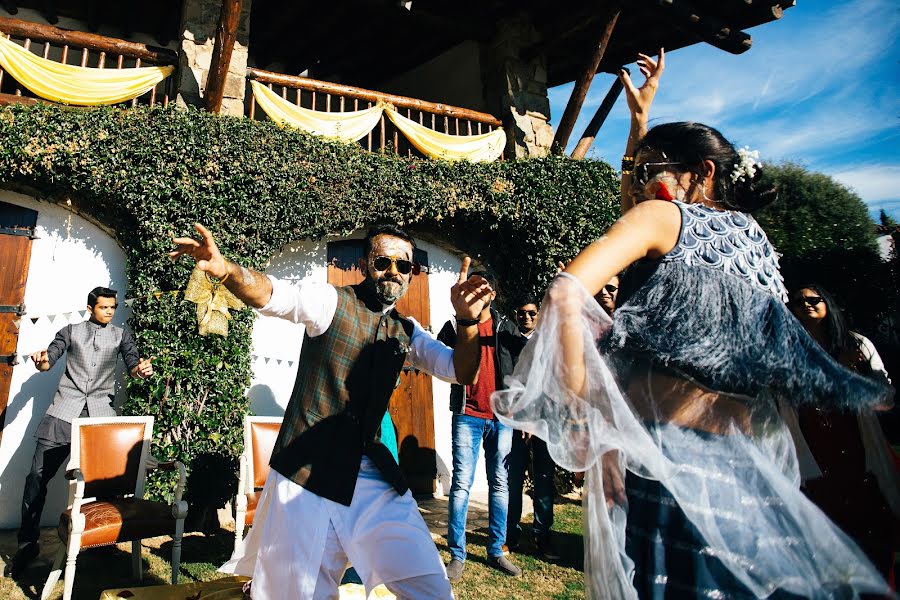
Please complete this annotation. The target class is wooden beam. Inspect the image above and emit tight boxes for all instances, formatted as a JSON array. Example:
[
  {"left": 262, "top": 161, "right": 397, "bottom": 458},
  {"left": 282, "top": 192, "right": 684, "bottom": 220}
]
[
  {"left": 205, "top": 0, "right": 243, "bottom": 113},
  {"left": 247, "top": 67, "right": 502, "bottom": 127},
  {"left": 0, "top": 16, "right": 178, "bottom": 64},
  {"left": 658, "top": 0, "right": 752, "bottom": 54},
  {"left": 550, "top": 6, "right": 620, "bottom": 155},
  {"left": 522, "top": 3, "right": 609, "bottom": 62},
  {"left": 570, "top": 73, "right": 625, "bottom": 160}
]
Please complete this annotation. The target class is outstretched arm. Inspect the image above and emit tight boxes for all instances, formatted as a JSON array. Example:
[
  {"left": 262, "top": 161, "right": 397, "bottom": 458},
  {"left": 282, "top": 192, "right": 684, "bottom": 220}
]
[
  {"left": 170, "top": 223, "right": 273, "bottom": 308},
  {"left": 558, "top": 200, "right": 681, "bottom": 395},
  {"left": 620, "top": 49, "right": 665, "bottom": 215}
]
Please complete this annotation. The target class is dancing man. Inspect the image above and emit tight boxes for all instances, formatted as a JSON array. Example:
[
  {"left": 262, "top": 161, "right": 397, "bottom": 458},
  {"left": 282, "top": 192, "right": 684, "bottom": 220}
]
[
  {"left": 171, "top": 223, "right": 492, "bottom": 599},
  {"left": 9, "top": 286, "right": 153, "bottom": 578}
]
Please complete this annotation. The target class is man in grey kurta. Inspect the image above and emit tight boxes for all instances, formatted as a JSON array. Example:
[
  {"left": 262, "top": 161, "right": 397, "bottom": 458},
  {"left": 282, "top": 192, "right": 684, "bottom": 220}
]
[{"left": 8, "top": 286, "right": 154, "bottom": 578}]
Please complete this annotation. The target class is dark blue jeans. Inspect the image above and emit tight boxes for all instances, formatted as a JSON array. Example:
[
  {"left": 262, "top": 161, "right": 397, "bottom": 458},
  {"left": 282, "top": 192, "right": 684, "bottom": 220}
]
[
  {"left": 447, "top": 414, "right": 512, "bottom": 561},
  {"left": 507, "top": 431, "right": 556, "bottom": 546}
]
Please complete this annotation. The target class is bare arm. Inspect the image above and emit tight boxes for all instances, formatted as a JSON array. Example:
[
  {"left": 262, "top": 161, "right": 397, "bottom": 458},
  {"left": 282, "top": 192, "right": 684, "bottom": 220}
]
[
  {"left": 169, "top": 223, "right": 273, "bottom": 308},
  {"left": 620, "top": 49, "right": 665, "bottom": 215},
  {"left": 449, "top": 257, "right": 495, "bottom": 385},
  {"left": 559, "top": 200, "right": 682, "bottom": 394}
]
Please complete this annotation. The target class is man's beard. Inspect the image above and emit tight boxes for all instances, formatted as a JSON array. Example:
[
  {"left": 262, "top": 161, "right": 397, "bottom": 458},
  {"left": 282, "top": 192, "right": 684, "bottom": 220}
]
[{"left": 371, "top": 277, "right": 409, "bottom": 305}]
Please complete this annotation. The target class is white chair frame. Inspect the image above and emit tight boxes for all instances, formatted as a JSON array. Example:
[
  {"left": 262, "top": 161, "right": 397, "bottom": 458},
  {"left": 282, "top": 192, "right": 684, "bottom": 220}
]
[
  {"left": 234, "top": 416, "right": 282, "bottom": 553},
  {"left": 41, "top": 416, "right": 188, "bottom": 600}
]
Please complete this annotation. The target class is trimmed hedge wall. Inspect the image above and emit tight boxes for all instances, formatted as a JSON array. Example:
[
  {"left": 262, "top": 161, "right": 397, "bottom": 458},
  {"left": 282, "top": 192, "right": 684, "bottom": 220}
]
[{"left": 0, "top": 103, "right": 619, "bottom": 514}]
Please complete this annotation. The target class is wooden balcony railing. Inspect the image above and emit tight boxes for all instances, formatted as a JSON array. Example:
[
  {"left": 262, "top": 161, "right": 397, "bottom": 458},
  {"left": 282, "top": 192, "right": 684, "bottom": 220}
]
[
  {"left": 246, "top": 67, "right": 505, "bottom": 159},
  {"left": 0, "top": 16, "right": 178, "bottom": 108}
]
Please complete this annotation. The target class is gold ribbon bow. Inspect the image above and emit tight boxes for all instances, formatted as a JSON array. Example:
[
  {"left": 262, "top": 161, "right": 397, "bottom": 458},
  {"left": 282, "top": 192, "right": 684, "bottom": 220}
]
[{"left": 183, "top": 268, "right": 245, "bottom": 336}]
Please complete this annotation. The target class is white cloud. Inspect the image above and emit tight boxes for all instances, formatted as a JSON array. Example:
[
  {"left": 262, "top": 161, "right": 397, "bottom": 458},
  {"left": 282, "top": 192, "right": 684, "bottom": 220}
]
[{"left": 832, "top": 164, "right": 900, "bottom": 203}]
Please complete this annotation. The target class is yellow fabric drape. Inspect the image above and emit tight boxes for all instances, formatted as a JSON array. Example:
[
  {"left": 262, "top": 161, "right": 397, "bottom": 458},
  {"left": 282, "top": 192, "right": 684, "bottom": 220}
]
[
  {"left": 383, "top": 105, "right": 505, "bottom": 162},
  {"left": 251, "top": 79, "right": 506, "bottom": 162},
  {"left": 251, "top": 80, "right": 384, "bottom": 143},
  {"left": 0, "top": 35, "right": 173, "bottom": 106}
]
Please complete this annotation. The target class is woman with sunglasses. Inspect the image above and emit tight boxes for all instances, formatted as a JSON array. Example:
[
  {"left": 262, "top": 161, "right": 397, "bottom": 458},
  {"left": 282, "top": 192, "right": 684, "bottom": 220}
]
[
  {"left": 492, "top": 52, "right": 893, "bottom": 599},
  {"left": 788, "top": 285, "right": 899, "bottom": 584}
]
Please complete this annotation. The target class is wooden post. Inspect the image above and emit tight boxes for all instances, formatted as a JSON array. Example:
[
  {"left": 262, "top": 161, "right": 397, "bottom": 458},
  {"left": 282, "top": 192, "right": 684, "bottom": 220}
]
[
  {"left": 204, "top": 0, "right": 243, "bottom": 114},
  {"left": 550, "top": 6, "right": 620, "bottom": 155},
  {"left": 570, "top": 73, "right": 625, "bottom": 160}
]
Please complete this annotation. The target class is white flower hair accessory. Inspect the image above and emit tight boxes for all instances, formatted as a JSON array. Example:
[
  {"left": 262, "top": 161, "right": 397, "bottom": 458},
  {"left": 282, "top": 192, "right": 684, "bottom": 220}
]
[{"left": 731, "top": 146, "right": 761, "bottom": 184}]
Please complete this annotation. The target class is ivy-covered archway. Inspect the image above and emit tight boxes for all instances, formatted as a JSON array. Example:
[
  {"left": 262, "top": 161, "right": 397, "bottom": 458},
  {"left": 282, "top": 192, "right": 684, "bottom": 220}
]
[{"left": 0, "top": 103, "right": 619, "bottom": 512}]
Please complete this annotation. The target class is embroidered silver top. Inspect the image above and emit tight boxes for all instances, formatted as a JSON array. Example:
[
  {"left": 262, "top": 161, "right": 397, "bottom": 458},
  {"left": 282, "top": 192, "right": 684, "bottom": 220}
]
[{"left": 661, "top": 201, "right": 788, "bottom": 302}]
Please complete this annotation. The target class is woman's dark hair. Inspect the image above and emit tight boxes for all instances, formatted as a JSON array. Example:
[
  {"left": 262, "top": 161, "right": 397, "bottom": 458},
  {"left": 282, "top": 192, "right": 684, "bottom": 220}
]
[
  {"left": 637, "top": 121, "right": 777, "bottom": 211},
  {"left": 791, "top": 283, "right": 852, "bottom": 359}
]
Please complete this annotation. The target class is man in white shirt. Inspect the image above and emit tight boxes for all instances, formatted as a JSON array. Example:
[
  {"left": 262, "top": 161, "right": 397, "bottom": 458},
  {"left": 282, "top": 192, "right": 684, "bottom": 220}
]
[{"left": 171, "top": 223, "right": 492, "bottom": 599}]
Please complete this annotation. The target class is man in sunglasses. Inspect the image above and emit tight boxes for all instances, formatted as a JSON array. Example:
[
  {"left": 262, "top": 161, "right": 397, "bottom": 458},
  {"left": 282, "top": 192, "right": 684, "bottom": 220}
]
[
  {"left": 596, "top": 275, "right": 620, "bottom": 317},
  {"left": 437, "top": 273, "right": 527, "bottom": 582},
  {"left": 506, "top": 298, "right": 562, "bottom": 561},
  {"left": 9, "top": 286, "right": 153, "bottom": 578},
  {"left": 173, "top": 223, "right": 492, "bottom": 599}
]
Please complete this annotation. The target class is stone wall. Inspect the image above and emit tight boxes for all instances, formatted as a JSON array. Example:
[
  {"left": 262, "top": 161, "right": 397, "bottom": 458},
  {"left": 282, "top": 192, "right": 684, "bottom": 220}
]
[
  {"left": 481, "top": 16, "right": 554, "bottom": 158},
  {"left": 176, "top": 0, "right": 252, "bottom": 116}
]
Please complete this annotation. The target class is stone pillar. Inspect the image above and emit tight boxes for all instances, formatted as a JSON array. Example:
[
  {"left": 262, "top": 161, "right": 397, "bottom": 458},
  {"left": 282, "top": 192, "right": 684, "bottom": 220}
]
[
  {"left": 176, "top": 0, "right": 252, "bottom": 116},
  {"left": 481, "top": 16, "right": 554, "bottom": 158}
]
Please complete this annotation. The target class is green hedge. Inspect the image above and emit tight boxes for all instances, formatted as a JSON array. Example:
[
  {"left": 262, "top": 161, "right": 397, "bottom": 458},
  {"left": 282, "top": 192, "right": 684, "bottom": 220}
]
[{"left": 0, "top": 103, "right": 619, "bottom": 516}]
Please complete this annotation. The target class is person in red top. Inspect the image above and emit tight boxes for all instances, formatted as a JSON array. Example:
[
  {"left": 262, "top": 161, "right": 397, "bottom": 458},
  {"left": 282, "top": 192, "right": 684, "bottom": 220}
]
[{"left": 437, "top": 271, "right": 526, "bottom": 583}]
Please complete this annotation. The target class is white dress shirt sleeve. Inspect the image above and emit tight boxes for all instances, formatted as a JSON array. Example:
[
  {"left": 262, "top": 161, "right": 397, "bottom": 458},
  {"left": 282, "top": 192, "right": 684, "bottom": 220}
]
[
  {"left": 406, "top": 317, "right": 457, "bottom": 383},
  {"left": 256, "top": 275, "right": 338, "bottom": 337}
]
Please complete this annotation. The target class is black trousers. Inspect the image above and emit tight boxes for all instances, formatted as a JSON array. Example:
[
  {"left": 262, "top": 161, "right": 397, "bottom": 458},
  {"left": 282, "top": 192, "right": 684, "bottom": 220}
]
[{"left": 18, "top": 439, "right": 71, "bottom": 547}]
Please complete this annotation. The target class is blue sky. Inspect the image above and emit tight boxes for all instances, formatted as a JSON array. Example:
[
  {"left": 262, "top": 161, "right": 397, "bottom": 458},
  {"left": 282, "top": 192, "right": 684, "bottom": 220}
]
[{"left": 548, "top": 0, "right": 900, "bottom": 222}]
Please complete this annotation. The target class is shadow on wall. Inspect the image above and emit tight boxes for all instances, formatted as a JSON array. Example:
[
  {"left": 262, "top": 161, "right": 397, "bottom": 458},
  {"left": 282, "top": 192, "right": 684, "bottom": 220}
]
[
  {"left": 248, "top": 383, "right": 281, "bottom": 417},
  {"left": 0, "top": 361, "right": 67, "bottom": 521}
]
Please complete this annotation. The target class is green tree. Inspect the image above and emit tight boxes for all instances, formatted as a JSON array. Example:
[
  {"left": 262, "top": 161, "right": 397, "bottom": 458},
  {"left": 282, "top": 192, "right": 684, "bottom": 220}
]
[{"left": 880, "top": 209, "right": 898, "bottom": 229}]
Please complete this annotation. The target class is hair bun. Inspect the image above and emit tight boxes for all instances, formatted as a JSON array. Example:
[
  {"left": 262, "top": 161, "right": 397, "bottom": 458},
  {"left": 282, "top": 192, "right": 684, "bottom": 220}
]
[{"left": 732, "top": 165, "right": 777, "bottom": 211}]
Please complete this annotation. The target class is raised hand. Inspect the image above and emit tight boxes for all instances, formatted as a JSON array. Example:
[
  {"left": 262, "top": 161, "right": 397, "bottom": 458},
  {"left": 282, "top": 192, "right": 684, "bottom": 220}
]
[
  {"left": 169, "top": 223, "right": 228, "bottom": 278},
  {"left": 30, "top": 349, "right": 49, "bottom": 370},
  {"left": 132, "top": 356, "right": 155, "bottom": 380},
  {"left": 450, "top": 256, "right": 494, "bottom": 321},
  {"left": 620, "top": 48, "right": 665, "bottom": 120}
]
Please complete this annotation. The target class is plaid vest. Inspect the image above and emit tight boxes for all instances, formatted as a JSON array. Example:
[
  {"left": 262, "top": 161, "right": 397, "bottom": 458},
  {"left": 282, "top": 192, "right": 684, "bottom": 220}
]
[{"left": 269, "top": 283, "right": 414, "bottom": 505}]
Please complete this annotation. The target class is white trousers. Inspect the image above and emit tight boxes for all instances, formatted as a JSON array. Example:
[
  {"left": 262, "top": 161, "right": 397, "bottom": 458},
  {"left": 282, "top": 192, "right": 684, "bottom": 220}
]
[{"left": 221, "top": 458, "right": 453, "bottom": 600}]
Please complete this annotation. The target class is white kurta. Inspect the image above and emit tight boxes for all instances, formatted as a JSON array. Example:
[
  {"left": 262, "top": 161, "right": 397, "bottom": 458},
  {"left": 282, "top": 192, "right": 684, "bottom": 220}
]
[{"left": 220, "top": 277, "right": 456, "bottom": 599}]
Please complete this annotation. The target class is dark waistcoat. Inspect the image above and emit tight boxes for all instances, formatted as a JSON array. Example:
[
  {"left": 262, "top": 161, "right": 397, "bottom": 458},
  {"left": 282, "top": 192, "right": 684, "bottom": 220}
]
[{"left": 269, "top": 283, "right": 414, "bottom": 505}]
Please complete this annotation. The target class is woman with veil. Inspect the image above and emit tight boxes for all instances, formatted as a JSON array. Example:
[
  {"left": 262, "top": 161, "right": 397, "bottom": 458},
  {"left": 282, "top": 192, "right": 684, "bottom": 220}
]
[{"left": 492, "top": 51, "right": 895, "bottom": 599}]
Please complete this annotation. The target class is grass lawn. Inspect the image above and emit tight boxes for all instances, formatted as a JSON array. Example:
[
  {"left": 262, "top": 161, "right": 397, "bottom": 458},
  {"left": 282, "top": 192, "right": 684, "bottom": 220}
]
[{"left": 1, "top": 498, "right": 585, "bottom": 599}]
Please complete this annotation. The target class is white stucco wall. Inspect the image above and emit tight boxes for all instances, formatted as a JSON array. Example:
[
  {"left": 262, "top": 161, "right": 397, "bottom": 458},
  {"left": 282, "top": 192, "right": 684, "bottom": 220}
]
[
  {"left": 247, "top": 232, "right": 491, "bottom": 495},
  {"left": 0, "top": 191, "right": 130, "bottom": 528}
]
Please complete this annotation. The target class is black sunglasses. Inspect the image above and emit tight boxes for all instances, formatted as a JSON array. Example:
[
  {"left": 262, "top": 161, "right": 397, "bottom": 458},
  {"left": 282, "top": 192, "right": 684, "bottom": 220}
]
[
  {"left": 792, "top": 296, "right": 824, "bottom": 308},
  {"left": 371, "top": 256, "right": 415, "bottom": 275},
  {"left": 633, "top": 161, "right": 687, "bottom": 186},
  {"left": 516, "top": 309, "right": 537, "bottom": 317},
  {"left": 603, "top": 284, "right": 618, "bottom": 293}
]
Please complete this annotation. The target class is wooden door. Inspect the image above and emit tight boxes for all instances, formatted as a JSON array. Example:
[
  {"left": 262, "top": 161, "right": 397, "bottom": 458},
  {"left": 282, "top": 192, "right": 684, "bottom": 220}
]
[
  {"left": 326, "top": 240, "right": 437, "bottom": 495},
  {"left": 0, "top": 201, "right": 38, "bottom": 444}
]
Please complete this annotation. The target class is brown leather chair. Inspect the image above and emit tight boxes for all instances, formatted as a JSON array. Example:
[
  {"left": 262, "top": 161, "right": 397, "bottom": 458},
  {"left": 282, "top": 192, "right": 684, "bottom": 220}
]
[
  {"left": 234, "top": 416, "right": 282, "bottom": 552},
  {"left": 41, "top": 416, "right": 187, "bottom": 600}
]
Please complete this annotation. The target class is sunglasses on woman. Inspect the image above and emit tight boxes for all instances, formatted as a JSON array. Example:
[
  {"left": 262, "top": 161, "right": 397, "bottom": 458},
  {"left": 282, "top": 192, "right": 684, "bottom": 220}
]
[
  {"left": 371, "top": 256, "right": 415, "bottom": 275},
  {"left": 633, "top": 161, "right": 686, "bottom": 186},
  {"left": 516, "top": 309, "right": 537, "bottom": 317},
  {"left": 792, "top": 296, "right": 823, "bottom": 308},
  {"left": 603, "top": 284, "right": 618, "bottom": 293}
]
